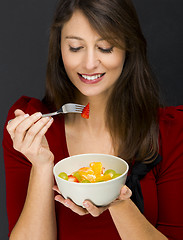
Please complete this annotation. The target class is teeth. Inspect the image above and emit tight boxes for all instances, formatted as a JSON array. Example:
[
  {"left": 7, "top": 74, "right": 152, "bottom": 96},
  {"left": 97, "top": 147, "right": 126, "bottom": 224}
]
[{"left": 81, "top": 74, "right": 103, "bottom": 80}]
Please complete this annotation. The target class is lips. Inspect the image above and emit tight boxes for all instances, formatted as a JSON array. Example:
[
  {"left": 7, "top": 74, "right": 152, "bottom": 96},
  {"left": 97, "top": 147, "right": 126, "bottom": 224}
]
[{"left": 78, "top": 73, "right": 105, "bottom": 84}]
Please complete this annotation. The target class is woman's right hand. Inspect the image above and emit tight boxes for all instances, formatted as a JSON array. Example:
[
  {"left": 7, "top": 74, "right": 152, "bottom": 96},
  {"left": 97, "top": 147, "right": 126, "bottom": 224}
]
[{"left": 6, "top": 109, "right": 54, "bottom": 168}]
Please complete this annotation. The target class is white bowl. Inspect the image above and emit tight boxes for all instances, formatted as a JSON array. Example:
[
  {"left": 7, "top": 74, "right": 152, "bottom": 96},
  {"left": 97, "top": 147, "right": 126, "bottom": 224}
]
[{"left": 53, "top": 153, "right": 129, "bottom": 207}]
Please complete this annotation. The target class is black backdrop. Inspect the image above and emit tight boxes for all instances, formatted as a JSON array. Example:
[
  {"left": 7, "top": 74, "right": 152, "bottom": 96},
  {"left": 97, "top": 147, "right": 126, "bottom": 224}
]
[{"left": 0, "top": 1, "right": 182, "bottom": 239}]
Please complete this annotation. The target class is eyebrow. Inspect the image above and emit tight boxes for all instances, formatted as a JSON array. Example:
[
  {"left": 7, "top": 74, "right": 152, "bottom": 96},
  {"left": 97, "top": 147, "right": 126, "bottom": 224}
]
[
  {"left": 66, "top": 36, "right": 84, "bottom": 40},
  {"left": 65, "top": 36, "right": 105, "bottom": 42}
]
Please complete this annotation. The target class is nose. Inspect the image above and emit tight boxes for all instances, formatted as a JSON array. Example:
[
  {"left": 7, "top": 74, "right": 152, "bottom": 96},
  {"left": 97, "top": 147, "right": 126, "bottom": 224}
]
[{"left": 83, "top": 48, "right": 100, "bottom": 70}]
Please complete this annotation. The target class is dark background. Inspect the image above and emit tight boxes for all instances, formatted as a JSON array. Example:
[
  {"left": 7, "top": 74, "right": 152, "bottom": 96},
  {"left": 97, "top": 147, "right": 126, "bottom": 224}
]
[{"left": 0, "top": 0, "right": 182, "bottom": 239}]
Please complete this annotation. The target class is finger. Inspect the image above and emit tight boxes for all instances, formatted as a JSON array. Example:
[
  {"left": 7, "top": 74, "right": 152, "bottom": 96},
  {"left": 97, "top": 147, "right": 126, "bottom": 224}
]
[
  {"left": 55, "top": 194, "right": 66, "bottom": 203},
  {"left": 52, "top": 185, "right": 61, "bottom": 194},
  {"left": 13, "top": 112, "right": 42, "bottom": 148},
  {"left": 7, "top": 113, "right": 30, "bottom": 138},
  {"left": 31, "top": 117, "right": 53, "bottom": 148},
  {"left": 118, "top": 185, "right": 132, "bottom": 200},
  {"left": 7, "top": 109, "right": 25, "bottom": 125},
  {"left": 55, "top": 195, "right": 88, "bottom": 216},
  {"left": 7, "top": 109, "right": 27, "bottom": 126},
  {"left": 83, "top": 201, "right": 108, "bottom": 217},
  {"left": 22, "top": 117, "right": 53, "bottom": 149},
  {"left": 63, "top": 199, "right": 88, "bottom": 216},
  {"left": 14, "top": 109, "right": 25, "bottom": 117}
]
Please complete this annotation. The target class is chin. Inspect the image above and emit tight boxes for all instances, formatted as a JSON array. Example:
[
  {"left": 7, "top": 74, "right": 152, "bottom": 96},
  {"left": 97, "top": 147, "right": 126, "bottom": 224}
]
[{"left": 80, "top": 89, "right": 103, "bottom": 97}]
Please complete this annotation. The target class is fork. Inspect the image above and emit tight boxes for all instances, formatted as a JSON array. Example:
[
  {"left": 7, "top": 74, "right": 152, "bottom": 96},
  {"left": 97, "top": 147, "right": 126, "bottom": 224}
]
[{"left": 41, "top": 103, "right": 85, "bottom": 118}]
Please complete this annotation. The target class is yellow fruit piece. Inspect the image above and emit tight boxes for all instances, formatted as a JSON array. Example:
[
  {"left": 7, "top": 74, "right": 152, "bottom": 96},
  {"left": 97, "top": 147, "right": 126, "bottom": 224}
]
[
  {"left": 75, "top": 162, "right": 114, "bottom": 183},
  {"left": 78, "top": 167, "right": 94, "bottom": 176},
  {"left": 82, "top": 174, "right": 96, "bottom": 183},
  {"left": 90, "top": 162, "right": 104, "bottom": 175},
  {"left": 78, "top": 167, "right": 90, "bottom": 171},
  {"left": 95, "top": 174, "right": 112, "bottom": 182},
  {"left": 78, "top": 167, "right": 95, "bottom": 182}
]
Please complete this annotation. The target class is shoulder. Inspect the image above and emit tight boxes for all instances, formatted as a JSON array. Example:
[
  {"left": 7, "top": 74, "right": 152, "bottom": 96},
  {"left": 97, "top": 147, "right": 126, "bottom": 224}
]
[
  {"left": 6, "top": 96, "right": 49, "bottom": 122},
  {"left": 159, "top": 105, "right": 183, "bottom": 139},
  {"left": 159, "top": 105, "right": 183, "bottom": 124},
  {"left": 157, "top": 105, "right": 183, "bottom": 175}
]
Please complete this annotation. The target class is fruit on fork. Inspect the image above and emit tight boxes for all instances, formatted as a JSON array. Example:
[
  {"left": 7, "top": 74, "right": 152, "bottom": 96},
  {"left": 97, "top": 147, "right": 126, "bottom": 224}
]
[{"left": 81, "top": 103, "right": 90, "bottom": 119}]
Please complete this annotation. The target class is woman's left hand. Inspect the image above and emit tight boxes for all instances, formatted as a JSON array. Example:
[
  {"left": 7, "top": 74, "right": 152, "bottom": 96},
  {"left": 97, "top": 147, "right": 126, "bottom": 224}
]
[{"left": 52, "top": 185, "right": 132, "bottom": 217}]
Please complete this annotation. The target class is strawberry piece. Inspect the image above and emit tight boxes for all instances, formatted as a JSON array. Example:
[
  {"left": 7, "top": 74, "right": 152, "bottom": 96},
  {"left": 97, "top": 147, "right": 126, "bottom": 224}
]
[
  {"left": 81, "top": 103, "right": 90, "bottom": 119},
  {"left": 68, "top": 175, "right": 79, "bottom": 182}
]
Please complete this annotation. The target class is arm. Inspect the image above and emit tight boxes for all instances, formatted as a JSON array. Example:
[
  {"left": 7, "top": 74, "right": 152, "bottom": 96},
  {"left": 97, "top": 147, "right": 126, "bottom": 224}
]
[
  {"left": 109, "top": 198, "right": 167, "bottom": 240},
  {"left": 83, "top": 186, "right": 168, "bottom": 239},
  {"left": 53, "top": 185, "right": 167, "bottom": 239},
  {"left": 5, "top": 110, "right": 57, "bottom": 240},
  {"left": 110, "top": 106, "right": 183, "bottom": 239},
  {"left": 10, "top": 164, "right": 56, "bottom": 240}
]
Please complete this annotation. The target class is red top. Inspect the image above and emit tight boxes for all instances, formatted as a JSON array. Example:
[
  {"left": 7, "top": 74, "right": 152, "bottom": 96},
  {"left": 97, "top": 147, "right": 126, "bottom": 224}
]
[{"left": 3, "top": 96, "right": 183, "bottom": 240}]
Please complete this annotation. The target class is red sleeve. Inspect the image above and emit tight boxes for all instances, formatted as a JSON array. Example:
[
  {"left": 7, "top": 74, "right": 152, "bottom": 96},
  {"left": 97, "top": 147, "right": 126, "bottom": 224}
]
[
  {"left": 2, "top": 96, "right": 48, "bottom": 237},
  {"left": 156, "top": 106, "right": 183, "bottom": 239}
]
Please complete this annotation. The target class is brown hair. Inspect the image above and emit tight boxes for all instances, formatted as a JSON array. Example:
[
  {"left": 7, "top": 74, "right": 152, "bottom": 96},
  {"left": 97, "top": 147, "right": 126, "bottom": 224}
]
[{"left": 43, "top": 0, "right": 161, "bottom": 164}]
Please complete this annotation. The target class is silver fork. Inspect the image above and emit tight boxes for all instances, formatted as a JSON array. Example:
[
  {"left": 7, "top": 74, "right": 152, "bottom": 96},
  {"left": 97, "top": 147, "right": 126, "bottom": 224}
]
[{"left": 42, "top": 103, "right": 85, "bottom": 118}]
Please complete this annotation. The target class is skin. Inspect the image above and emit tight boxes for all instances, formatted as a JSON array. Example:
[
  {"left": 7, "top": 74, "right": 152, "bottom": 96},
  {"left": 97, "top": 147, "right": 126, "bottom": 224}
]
[
  {"left": 61, "top": 10, "right": 126, "bottom": 99},
  {"left": 7, "top": 110, "right": 57, "bottom": 240},
  {"left": 55, "top": 10, "right": 167, "bottom": 239},
  {"left": 53, "top": 185, "right": 132, "bottom": 217},
  {"left": 61, "top": 10, "right": 126, "bottom": 157},
  {"left": 6, "top": 9, "right": 167, "bottom": 240}
]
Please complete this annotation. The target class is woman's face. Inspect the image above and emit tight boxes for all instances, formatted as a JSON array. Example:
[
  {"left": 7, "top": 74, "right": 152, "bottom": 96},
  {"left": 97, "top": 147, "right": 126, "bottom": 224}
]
[{"left": 61, "top": 10, "right": 126, "bottom": 99}]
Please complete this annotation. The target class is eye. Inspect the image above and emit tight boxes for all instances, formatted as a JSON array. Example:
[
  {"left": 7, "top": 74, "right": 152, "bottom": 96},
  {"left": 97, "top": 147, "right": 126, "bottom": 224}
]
[
  {"left": 98, "top": 46, "right": 114, "bottom": 53},
  {"left": 69, "top": 46, "right": 83, "bottom": 52}
]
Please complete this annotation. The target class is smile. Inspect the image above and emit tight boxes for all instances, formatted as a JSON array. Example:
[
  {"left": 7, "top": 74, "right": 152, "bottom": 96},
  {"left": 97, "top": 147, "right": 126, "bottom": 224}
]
[
  {"left": 78, "top": 73, "right": 105, "bottom": 84},
  {"left": 79, "top": 73, "right": 105, "bottom": 80}
]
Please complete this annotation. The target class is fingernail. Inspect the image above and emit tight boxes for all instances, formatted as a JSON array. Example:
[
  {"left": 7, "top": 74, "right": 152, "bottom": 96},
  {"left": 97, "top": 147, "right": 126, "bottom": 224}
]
[
  {"left": 55, "top": 196, "right": 60, "bottom": 202},
  {"left": 49, "top": 117, "right": 53, "bottom": 122},
  {"left": 45, "top": 116, "right": 51, "bottom": 121},
  {"left": 24, "top": 114, "right": 29, "bottom": 118},
  {"left": 83, "top": 202, "right": 89, "bottom": 208},
  {"left": 122, "top": 186, "right": 128, "bottom": 194},
  {"left": 64, "top": 202, "right": 70, "bottom": 207},
  {"left": 35, "top": 112, "right": 42, "bottom": 117}
]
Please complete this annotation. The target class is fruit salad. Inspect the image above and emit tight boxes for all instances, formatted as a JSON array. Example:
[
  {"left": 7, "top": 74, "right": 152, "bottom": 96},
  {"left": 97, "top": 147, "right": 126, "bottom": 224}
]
[{"left": 58, "top": 162, "right": 121, "bottom": 183}]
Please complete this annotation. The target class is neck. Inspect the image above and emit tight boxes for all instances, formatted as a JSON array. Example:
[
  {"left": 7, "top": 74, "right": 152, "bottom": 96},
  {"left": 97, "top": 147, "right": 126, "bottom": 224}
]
[
  {"left": 64, "top": 94, "right": 116, "bottom": 156},
  {"left": 66, "top": 94, "right": 109, "bottom": 135}
]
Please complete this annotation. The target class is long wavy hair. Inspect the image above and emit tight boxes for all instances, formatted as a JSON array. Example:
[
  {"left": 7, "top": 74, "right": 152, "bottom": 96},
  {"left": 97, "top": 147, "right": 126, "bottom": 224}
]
[{"left": 43, "top": 0, "right": 161, "bottom": 164}]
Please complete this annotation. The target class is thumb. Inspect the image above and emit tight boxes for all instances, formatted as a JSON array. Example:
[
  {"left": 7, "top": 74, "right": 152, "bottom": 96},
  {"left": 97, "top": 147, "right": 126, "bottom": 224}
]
[
  {"left": 119, "top": 185, "right": 132, "bottom": 200},
  {"left": 14, "top": 109, "right": 25, "bottom": 117}
]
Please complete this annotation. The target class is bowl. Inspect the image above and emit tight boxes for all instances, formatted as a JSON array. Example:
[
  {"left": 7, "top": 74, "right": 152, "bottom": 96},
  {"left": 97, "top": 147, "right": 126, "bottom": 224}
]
[{"left": 53, "top": 153, "right": 129, "bottom": 207}]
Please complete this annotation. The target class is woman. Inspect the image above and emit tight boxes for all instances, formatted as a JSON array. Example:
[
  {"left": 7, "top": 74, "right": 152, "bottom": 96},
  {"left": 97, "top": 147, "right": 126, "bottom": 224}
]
[{"left": 3, "top": 0, "right": 183, "bottom": 239}]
